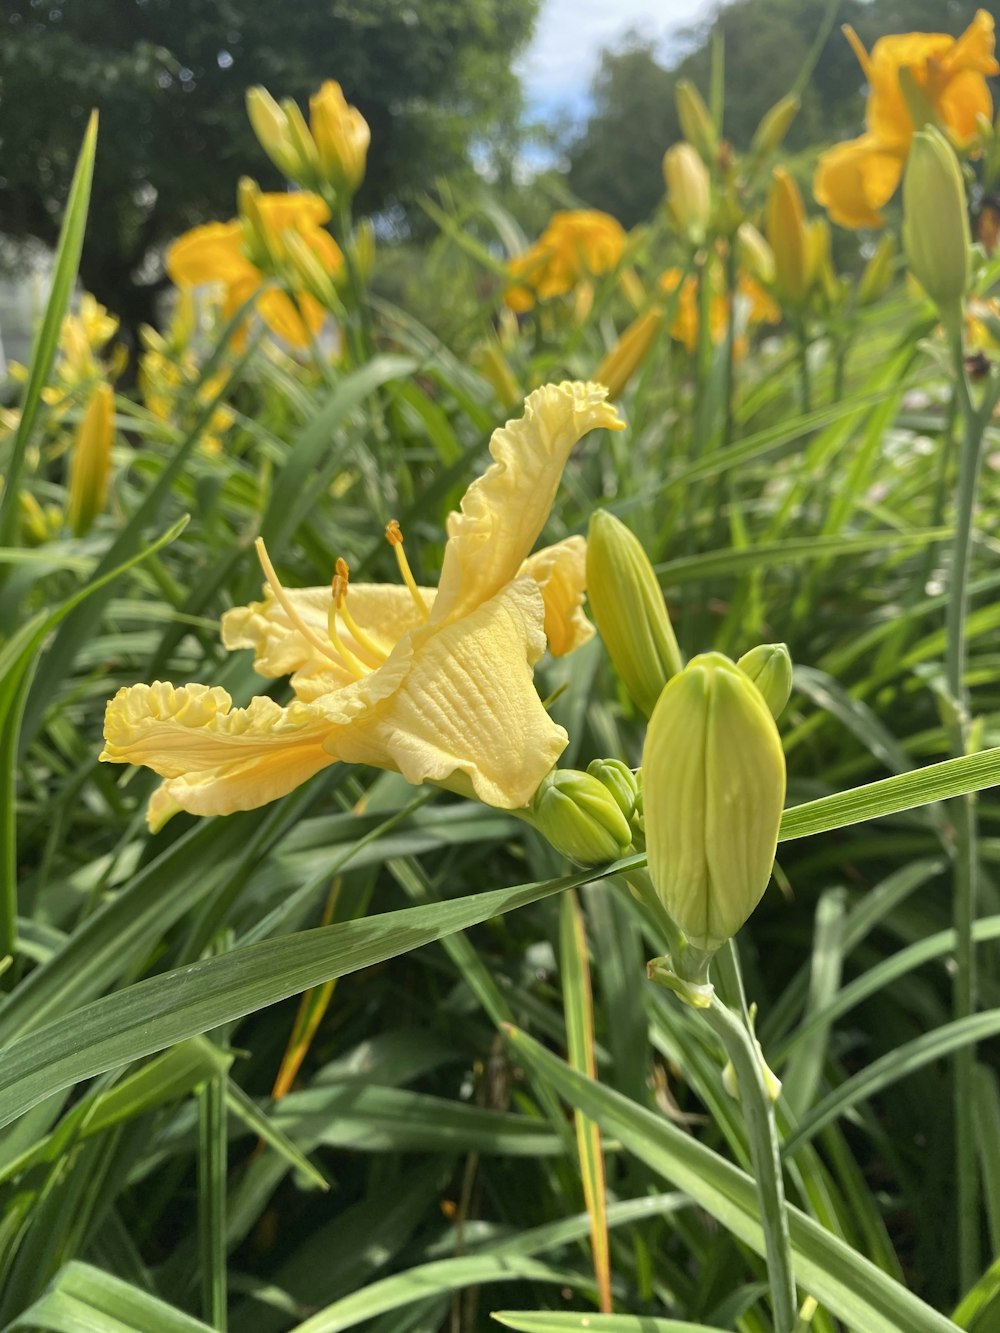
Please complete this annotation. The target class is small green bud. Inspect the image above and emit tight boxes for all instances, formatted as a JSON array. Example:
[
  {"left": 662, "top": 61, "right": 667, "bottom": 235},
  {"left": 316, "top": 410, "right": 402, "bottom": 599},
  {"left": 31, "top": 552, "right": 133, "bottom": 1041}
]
[
  {"left": 246, "top": 87, "right": 303, "bottom": 182},
  {"left": 902, "top": 126, "right": 970, "bottom": 325},
  {"left": 675, "top": 80, "right": 718, "bottom": 162},
  {"left": 531, "top": 768, "right": 634, "bottom": 867},
  {"left": 750, "top": 93, "right": 800, "bottom": 157},
  {"left": 857, "top": 233, "right": 896, "bottom": 306},
  {"left": 642, "top": 652, "right": 786, "bottom": 953},
  {"left": 586, "top": 510, "right": 683, "bottom": 718},
  {"left": 587, "top": 758, "right": 639, "bottom": 821},
  {"left": 722, "top": 1008, "right": 783, "bottom": 1102},
  {"left": 736, "top": 222, "right": 775, "bottom": 286},
  {"left": 736, "top": 643, "right": 793, "bottom": 719}
]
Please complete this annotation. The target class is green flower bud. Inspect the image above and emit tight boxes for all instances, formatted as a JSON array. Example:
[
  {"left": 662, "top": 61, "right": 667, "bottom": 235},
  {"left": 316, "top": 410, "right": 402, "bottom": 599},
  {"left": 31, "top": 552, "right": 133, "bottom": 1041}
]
[
  {"left": 642, "top": 652, "right": 786, "bottom": 953},
  {"left": 750, "top": 94, "right": 800, "bottom": 157},
  {"left": 675, "top": 80, "right": 717, "bottom": 162},
  {"left": 902, "top": 126, "right": 970, "bottom": 326},
  {"left": 246, "top": 87, "right": 304, "bottom": 182},
  {"left": 722, "top": 1008, "right": 782, "bottom": 1102},
  {"left": 586, "top": 510, "right": 683, "bottom": 717},
  {"left": 587, "top": 758, "right": 639, "bottom": 821},
  {"left": 736, "top": 222, "right": 775, "bottom": 286},
  {"left": 736, "top": 643, "right": 793, "bottom": 719},
  {"left": 857, "top": 233, "right": 896, "bottom": 307},
  {"left": 531, "top": 768, "right": 634, "bottom": 867}
]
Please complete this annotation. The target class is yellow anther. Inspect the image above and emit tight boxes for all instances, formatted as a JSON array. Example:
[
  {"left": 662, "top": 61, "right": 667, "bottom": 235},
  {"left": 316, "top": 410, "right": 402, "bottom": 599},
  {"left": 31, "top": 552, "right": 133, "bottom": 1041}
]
[
  {"left": 255, "top": 537, "right": 345, "bottom": 670},
  {"left": 331, "top": 556, "right": 387, "bottom": 668},
  {"left": 385, "top": 519, "right": 429, "bottom": 619}
]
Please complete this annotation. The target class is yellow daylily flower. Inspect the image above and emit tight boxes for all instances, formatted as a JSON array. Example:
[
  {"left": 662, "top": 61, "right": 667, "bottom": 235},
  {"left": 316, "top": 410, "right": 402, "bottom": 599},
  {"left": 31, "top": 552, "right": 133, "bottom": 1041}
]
[
  {"left": 658, "top": 263, "right": 779, "bottom": 356},
  {"left": 166, "top": 192, "right": 342, "bottom": 348},
  {"left": 310, "top": 81, "right": 371, "bottom": 197},
  {"left": 505, "top": 211, "right": 627, "bottom": 312},
  {"left": 101, "top": 383, "right": 624, "bottom": 827},
  {"left": 814, "top": 11, "right": 998, "bottom": 229}
]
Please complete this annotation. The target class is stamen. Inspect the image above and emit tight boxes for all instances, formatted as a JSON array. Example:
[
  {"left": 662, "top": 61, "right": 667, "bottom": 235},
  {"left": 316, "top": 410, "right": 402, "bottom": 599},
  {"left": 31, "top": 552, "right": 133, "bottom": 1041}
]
[
  {"left": 841, "top": 25, "right": 871, "bottom": 77},
  {"left": 385, "top": 520, "right": 430, "bottom": 619},
  {"left": 255, "top": 537, "right": 347, "bottom": 670},
  {"left": 325, "top": 589, "right": 369, "bottom": 681},
  {"left": 332, "top": 558, "right": 388, "bottom": 667}
]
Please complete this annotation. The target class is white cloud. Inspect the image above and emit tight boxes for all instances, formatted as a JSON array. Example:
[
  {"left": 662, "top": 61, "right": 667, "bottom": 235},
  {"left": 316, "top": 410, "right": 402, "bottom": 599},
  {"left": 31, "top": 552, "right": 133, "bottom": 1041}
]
[{"left": 517, "top": 0, "right": 712, "bottom": 119}]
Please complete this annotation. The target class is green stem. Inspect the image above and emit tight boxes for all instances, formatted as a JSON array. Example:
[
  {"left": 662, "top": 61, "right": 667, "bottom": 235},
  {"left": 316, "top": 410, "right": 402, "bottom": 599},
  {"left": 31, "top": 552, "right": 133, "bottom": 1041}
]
[
  {"left": 946, "top": 325, "right": 985, "bottom": 1292},
  {"left": 701, "top": 993, "right": 797, "bottom": 1331},
  {"left": 722, "top": 242, "right": 739, "bottom": 451},
  {"left": 797, "top": 324, "right": 812, "bottom": 414},
  {"left": 695, "top": 249, "right": 714, "bottom": 417}
]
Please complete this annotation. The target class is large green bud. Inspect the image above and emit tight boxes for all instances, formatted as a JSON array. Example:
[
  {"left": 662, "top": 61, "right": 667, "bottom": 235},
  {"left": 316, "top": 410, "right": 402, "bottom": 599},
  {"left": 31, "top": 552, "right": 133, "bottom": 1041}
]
[
  {"left": 902, "top": 126, "right": 970, "bottom": 328},
  {"left": 530, "top": 768, "right": 634, "bottom": 867},
  {"left": 642, "top": 652, "right": 786, "bottom": 953},
  {"left": 586, "top": 510, "right": 683, "bottom": 717}
]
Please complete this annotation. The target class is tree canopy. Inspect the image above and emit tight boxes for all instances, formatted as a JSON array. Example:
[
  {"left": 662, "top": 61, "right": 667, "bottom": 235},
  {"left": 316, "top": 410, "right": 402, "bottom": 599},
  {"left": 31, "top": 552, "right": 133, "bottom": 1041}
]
[{"left": 0, "top": 0, "right": 538, "bottom": 336}]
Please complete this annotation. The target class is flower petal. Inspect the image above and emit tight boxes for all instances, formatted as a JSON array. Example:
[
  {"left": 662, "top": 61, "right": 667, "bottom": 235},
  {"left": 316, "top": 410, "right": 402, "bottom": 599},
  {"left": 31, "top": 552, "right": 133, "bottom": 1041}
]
[
  {"left": 324, "top": 579, "right": 568, "bottom": 809},
  {"left": 432, "top": 382, "right": 624, "bottom": 625},
  {"left": 814, "top": 136, "right": 899, "bottom": 228},
  {"left": 100, "top": 682, "right": 334, "bottom": 821},
  {"left": 519, "top": 536, "right": 594, "bottom": 657},
  {"left": 222, "top": 582, "right": 437, "bottom": 701},
  {"left": 167, "top": 222, "right": 256, "bottom": 289}
]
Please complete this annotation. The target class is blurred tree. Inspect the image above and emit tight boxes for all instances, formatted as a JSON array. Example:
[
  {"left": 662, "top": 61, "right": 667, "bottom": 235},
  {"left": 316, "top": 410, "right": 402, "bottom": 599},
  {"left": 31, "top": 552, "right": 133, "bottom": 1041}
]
[
  {"left": 566, "top": 35, "right": 679, "bottom": 229},
  {"left": 566, "top": 0, "right": 995, "bottom": 224},
  {"left": 0, "top": 0, "right": 538, "bottom": 343}
]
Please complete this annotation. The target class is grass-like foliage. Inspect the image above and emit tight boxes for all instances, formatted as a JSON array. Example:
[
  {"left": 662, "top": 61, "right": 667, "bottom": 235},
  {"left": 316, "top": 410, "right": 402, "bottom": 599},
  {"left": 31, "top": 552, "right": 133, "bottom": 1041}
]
[{"left": 3, "top": 31, "right": 1000, "bottom": 1333}]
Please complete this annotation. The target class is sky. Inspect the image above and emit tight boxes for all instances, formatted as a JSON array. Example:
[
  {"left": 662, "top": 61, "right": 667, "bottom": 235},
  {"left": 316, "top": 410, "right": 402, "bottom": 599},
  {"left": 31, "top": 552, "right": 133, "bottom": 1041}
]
[{"left": 516, "top": 0, "right": 715, "bottom": 124}]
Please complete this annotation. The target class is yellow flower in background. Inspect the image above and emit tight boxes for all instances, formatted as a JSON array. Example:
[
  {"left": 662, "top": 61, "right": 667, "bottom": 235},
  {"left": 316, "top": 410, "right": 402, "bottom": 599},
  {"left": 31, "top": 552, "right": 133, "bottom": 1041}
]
[
  {"left": 66, "top": 381, "right": 115, "bottom": 537},
  {"left": 139, "top": 294, "right": 235, "bottom": 455},
  {"left": 767, "top": 168, "right": 812, "bottom": 308},
  {"left": 101, "top": 383, "right": 624, "bottom": 827},
  {"left": 594, "top": 308, "right": 665, "bottom": 399},
  {"left": 658, "top": 264, "right": 779, "bottom": 356},
  {"left": 815, "top": 11, "right": 998, "bottom": 228},
  {"left": 310, "top": 81, "right": 370, "bottom": 197},
  {"left": 10, "top": 294, "right": 122, "bottom": 418},
  {"left": 505, "top": 211, "right": 626, "bottom": 312},
  {"left": 166, "top": 191, "right": 342, "bottom": 348},
  {"left": 247, "top": 81, "right": 370, "bottom": 198}
]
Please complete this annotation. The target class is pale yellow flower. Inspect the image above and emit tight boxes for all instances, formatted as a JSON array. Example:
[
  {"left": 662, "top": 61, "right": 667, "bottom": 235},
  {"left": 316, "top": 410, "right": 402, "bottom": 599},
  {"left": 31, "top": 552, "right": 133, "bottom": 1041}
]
[
  {"left": 101, "top": 383, "right": 624, "bottom": 827},
  {"left": 814, "top": 11, "right": 998, "bottom": 229},
  {"left": 505, "top": 211, "right": 626, "bottom": 312}
]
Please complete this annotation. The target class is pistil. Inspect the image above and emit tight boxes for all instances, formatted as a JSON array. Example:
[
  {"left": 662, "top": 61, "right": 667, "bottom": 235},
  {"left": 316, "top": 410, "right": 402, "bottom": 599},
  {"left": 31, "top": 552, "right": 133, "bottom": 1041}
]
[{"left": 255, "top": 537, "right": 349, "bottom": 672}]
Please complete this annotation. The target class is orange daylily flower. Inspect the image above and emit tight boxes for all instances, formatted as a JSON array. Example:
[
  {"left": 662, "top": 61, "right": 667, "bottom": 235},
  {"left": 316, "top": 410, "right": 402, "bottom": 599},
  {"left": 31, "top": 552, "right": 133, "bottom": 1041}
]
[
  {"left": 167, "top": 193, "right": 342, "bottom": 347},
  {"left": 505, "top": 210, "right": 626, "bottom": 313},
  {"left": 814, "top": 10, "right": 998, "bottom": 229}
]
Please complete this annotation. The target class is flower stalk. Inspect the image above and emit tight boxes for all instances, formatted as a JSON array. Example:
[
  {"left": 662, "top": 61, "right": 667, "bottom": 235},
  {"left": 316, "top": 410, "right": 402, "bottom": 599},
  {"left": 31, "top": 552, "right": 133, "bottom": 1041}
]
[
  {"left": 647, "top": 962, "right": 796, "bottom": 1332},
  {"left": 946, "top": 324, "right": 987, "bottom": 1290}
]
